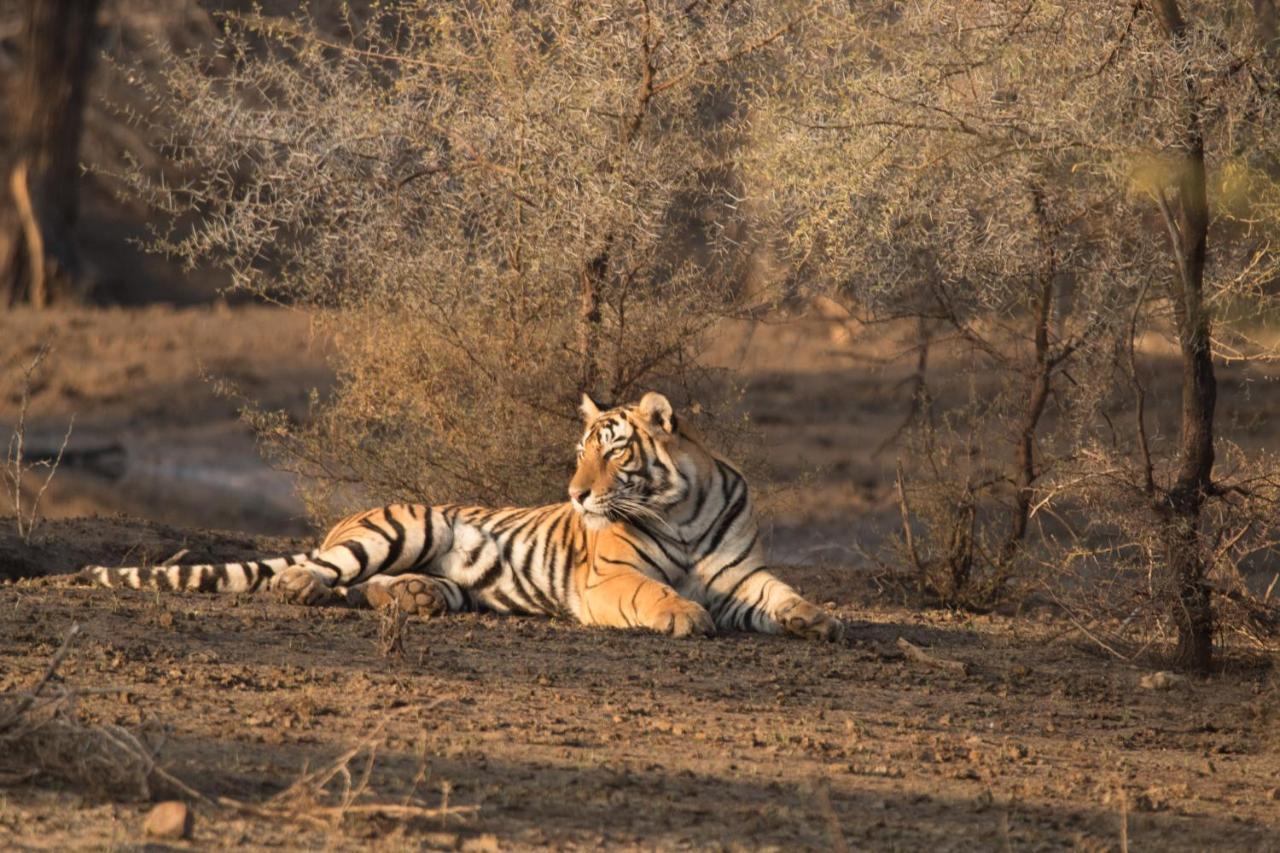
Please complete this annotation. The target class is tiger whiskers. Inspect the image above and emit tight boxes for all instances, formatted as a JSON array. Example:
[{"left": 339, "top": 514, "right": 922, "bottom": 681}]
[{"left": 610, "top": 498, "right": 675, "bottom": 535}]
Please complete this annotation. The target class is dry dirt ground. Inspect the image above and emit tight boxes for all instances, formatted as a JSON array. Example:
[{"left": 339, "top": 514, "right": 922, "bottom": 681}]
[
  {"left": 2, "top": 306, "right": 1280, "bottom": 849},
  {"left": 0, "top": 305, "right": 328, "bottom": 536},
  {"left": 1, "top": 530, "right": 1278, "bottom": 850}
]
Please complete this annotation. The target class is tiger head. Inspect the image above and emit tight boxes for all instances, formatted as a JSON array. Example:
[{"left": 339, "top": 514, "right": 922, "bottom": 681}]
[{"left": 569, "top": 391, "right": 695, "bottom": 530}]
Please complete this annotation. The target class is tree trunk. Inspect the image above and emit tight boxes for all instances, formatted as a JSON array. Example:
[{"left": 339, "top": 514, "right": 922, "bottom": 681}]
[
  {"left": 1154, "top": 0, "right": 1217, "bottom": 673},
  {"left": 577, "top": 240, "right": 608, "bottom": 400},
  {"left": 1003, "top": 185, "right": 1057, "bottom": 564},
  {"left": 0, "top": 0, "right": 101, "bottom": 307},
  {"left": 1254, "top": 0, "right": 1278, "bottom": 53},
  {"left": 1165, "top": 143, "right": 1215, "bottom": 671}
]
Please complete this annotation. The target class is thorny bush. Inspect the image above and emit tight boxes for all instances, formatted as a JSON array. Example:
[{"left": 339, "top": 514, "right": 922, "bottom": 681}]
[
  {"left": 750, "top": 1, "right": 1280, "bottom": 660},
  {"left": 117, "top": 1, "right": 797, "bottom": 518}
]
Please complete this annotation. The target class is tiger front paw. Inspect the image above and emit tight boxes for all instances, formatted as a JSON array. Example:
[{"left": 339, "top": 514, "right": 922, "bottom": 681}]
[
  {"left": 653, "top": 598, "right": 715, "bottom": 639},
  {"left": 777, "top": 599, "right": 844, "bottom": 642}
]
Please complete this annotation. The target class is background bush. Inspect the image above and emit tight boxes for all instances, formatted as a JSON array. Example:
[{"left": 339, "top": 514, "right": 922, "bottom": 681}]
[{"left": 122, "top": 0, "right": 798, "bottom": 516}]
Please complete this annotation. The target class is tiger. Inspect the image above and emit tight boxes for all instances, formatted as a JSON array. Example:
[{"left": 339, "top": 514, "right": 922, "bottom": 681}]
[{"left": 78, "top": 392, "right": 844, "bottom": 641}]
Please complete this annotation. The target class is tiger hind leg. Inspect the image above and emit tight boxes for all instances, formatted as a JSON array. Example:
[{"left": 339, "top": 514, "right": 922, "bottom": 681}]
[
  {"left": 269, "top": 564, "right": 345, "bottom": 607},
  {"left": 346, "top": 574, "right": 466, "bottom": 618}
]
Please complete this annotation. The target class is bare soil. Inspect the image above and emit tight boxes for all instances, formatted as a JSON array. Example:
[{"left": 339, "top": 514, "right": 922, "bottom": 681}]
[
  {"left": 2, "top": 305, "right": 1279, "bottom": 849},
  {"left": 0, "top": 305, "right": 328, "bottom": 535},
  {"left": 2, "top": 528, "right": 1278, "bottom": 850}
]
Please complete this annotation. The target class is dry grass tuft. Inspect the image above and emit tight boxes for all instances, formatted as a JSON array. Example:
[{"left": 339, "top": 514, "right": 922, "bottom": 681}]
[
  {"left": 377, "top": 602, "right": 411, "bottom": 660},
  {"left": 177, "top": 702, "right": 477, "bottom": 830},
  {"left": 0, "top": 624, "right": 151, "bottom": 798},
  {"left": 5, "top": 342, "right": 74, "bottom": 543}
]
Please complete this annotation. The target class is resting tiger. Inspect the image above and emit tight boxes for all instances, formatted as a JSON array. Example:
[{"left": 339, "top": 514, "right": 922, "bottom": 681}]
[{"left": 79, "top": 392, "right": 843, "bottom": 641}]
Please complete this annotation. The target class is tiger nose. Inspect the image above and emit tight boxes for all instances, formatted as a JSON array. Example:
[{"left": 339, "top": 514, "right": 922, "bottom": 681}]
[{"left": 569, "top": 486, "right": 590, "bottom": 505}]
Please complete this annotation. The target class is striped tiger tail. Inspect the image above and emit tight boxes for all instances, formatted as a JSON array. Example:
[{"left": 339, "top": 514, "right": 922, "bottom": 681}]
[{"left": 77, "top": 552, "right": 316, "bottom": 593}]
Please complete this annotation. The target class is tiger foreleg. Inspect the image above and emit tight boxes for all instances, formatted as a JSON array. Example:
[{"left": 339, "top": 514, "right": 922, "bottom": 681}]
[
  {"left": 705, "top": 567, "right": 844, "bottom": 642},
  {"left": 346, "top": 574, "right": 465, "bottom": 618},
  {"left": 580, "top": 564, "right": 713, "bottom": 638},
  {"left": 772, "top": 594, "right": 845, "bottom": 642}
]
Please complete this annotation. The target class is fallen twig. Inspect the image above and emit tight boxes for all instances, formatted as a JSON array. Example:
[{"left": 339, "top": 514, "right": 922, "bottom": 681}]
[
  {"left": 895, "top": 636, "right": 971, "bottom": 676},
  {"left": 159, "top": 548, "right": 190, "bottom": 566}
]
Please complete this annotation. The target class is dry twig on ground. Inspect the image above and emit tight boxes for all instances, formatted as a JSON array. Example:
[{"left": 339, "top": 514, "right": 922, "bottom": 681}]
[
  {"left": 377, "top": 603, "right": 410, "bottom": 660},
  {"left": 896, "top": 636, "right": 971, "bottom": 677}
]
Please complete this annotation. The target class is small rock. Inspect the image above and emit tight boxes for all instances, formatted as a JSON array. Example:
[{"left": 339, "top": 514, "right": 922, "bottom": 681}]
[
  {"left": 1139, "top": 671, "right": 1184, "bottom": 690},
  {"left": 144, "top": 801, "right": 192, "bottom": 839},
  {"left": 1268, "top": 787, "right": 1280, "bottom": 801}
]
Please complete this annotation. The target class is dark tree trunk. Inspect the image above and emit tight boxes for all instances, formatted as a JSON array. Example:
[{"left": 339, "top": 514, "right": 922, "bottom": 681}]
[
  {"left": 1154, "top": 0, "right": 1217, "bottom": 673},
  {"left": 1164, "top": 140, "right": 1215, "bottom": 671},
  {"left": 1003, "top": 185, "right": 1057, "bottom": 564},
  {"left": 0, "top": 0, "right": 101, "bottom": 307},
  {"left": 578, "top": 252, "right": 604, "bottom": 399},
  {"left": 1255, "top": 0, "right": 1278, "bottom": 53}
]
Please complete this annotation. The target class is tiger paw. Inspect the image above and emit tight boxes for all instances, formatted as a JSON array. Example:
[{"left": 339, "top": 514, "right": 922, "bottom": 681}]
[
  {"left": 360, "top": 578, "right": 449, "bottom": 618},
  {"left": 777, "top": 599, "right": 844, "bottom": 642},
  {"left": 653, "top": 599, "right": 715, "bottom": 639},
  {"left": 274, "top": 568, "right": 343, "bottom": 607},
  {"left": 72, "top": 566, "right": 104, "bottom": 586}
]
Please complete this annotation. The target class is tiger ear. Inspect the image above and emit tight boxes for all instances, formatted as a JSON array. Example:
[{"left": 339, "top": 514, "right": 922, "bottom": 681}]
[
  {"left": 579, "top": 393, "right": 602, "bottom": 422},
  {"left": 638, "top": 391, "right": 675, "bottom": 434}
]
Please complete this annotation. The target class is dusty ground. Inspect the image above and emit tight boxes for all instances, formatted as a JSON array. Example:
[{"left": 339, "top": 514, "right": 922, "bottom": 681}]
[
  {"left": 1, "top": 1, "right": 1276, "bottom": 845},
  {"left": 0, "top": 305, "right": 328, "bottom": 536},
  {"left": 0, "top": 303, "right": 927, "bottom": 556},
  {"left": 2, "top": 305, "right": 1279, "bottom": 850},
  {"left": 1, "top": 524, "right": 1278, "bottom": 850}
]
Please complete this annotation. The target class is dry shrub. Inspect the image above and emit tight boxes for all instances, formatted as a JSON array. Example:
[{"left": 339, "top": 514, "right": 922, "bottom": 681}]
[
  {"left": 112, "top": 1, "right": 798, "bottom": 518},
  {"left": 750, "top": 1, "right": 1280, "bottom": 665},
  {"left": 1044, "top": 438, "right": 1280, "bottom": 659},
  {"left": 0, "top": 624, "right": 152, "bottom": 799},
  {"left": 892, "top": 430, "right": 1007, "bottom": 611},
  {"left": 5, "top": 342, "right": 73, "bottom": 543}
]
